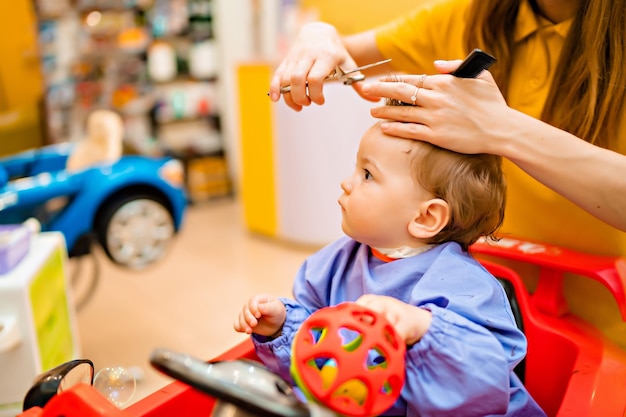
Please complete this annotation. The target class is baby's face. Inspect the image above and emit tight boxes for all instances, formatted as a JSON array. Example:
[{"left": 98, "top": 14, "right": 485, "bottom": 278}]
[{"left": 338, "top": 123, "right": 432, "bottom": 248}]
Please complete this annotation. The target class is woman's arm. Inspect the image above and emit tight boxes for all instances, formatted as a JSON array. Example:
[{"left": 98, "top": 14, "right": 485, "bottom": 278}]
[
  {"left": 496, "top": 110, "right": 626, "bottom": 232},
  {"left": 362, "top": 67, "right": 626, "bottom": 231}
]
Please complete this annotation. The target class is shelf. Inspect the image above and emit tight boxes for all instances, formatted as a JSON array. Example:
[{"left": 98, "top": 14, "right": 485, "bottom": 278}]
[{"left": 34, "top": 0, "right": 230, "bottom": 202}]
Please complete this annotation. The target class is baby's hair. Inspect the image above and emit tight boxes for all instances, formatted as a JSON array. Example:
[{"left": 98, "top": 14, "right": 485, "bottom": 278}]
[
  {"left": 408, "top": 143, "right": 505, "bottom": 250},
  {"left": 383, "top": 82, "right": 506, "bottom": 250}
]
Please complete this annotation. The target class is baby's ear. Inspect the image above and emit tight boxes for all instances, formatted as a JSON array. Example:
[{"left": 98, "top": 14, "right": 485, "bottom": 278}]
[{"left": 408, "top": 198, "right": 450, "bottom": 239}]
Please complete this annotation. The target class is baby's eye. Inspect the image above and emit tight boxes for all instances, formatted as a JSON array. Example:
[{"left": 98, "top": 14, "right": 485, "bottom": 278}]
[{"left": 363, "top": 169, "right": 372, "bottom": 180}]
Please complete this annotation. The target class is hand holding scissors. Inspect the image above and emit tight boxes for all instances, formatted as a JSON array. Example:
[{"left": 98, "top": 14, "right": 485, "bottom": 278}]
[{"left": 277, "top": 58, "right": 392, "bottom": 94}]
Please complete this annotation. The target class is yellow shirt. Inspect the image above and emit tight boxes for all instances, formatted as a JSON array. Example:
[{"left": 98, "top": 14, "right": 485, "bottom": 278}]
[{"left": 375, "top": 0, "right": 626, "bottom": 349}]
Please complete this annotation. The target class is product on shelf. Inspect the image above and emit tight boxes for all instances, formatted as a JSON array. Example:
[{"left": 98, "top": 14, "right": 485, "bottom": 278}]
[{"left": 33, "top": 0, "right": 231, "bottom": 201}]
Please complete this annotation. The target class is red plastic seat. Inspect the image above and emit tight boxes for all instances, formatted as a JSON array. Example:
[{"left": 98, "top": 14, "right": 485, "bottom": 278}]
[
  {"left": 472, "top": 237, "right": 626, "bottom": 417},
  {"left": 18, "top": 238, "right": 626, "bottom": 417}
]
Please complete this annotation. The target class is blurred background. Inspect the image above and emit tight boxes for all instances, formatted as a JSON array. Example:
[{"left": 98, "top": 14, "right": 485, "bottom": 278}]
[
  {"left": 0, "top": 0, "right": 417, "bottom": 197},
  {"left": 0, "top": 0, "right": 416, "bottom": 411}
]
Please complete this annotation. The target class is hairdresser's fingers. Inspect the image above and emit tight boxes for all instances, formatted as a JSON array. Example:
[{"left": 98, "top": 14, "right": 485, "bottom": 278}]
[
  {"left": 269, "top": 60, "right": 288, "bottom": 102},
  {"left": 432, "top": 59, "right": 463, "bottom": 74},
  {"left": 369, "top": 99, "right": 438, "bottom": 142},
  {"left": 281, "top": 93, "right": 303, "bottom": 112},
  {"left": 279, "top": 58, "right": 314, "bottom": 108},
  {"left": 370, "top": 86, "right": 437, "bottom": 119},
  {"left": 379, "top": 120, "right": 435, "bottom": 142},
  {"left": 361, "top": 78, "right": 433, "bottom": 106},
  {"left": 376, "top": 73, "right": 432, "bottom": 88},
  {"left": 305, "top": 57, "right": 338, "bottom": 105},
  {"left": 433, "top": 59, "right": 498, "bottom": 86},
  {"left": 352, "top": 81, "right": 385, "bottom": 103},
  {"left": 287, "top": 61, "right": 313, "bottom": 106},
  {"left": 270, "top": 64, "right": 305, "bottom": 111},
  {"left": 371, "top": 101, "right": 422, "bottom": 122},
  {"left": 476, "top": 67, "right": 497, "bottom": 83}
]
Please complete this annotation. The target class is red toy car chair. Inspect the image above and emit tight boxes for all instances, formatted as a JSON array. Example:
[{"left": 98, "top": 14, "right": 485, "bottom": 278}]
[
  {"left": 17, "top": 238, "right": 626, "bottom": 417},
  {"left": 471, "top": 238, "right": 626, "bottom": 417}
]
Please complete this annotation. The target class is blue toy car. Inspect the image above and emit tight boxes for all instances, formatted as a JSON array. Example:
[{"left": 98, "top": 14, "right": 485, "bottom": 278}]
[{"left": 0, "top": 143, "right": 186, "bottom": 269}]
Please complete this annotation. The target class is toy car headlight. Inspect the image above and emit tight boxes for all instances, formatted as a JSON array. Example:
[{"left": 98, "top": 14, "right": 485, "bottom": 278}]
[{"left": 159, "top": 159, "right": 185, "bottom": 188}]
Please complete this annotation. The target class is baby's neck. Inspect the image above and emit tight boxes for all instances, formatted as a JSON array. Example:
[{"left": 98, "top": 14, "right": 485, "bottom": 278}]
[{"left": 373, "top": 245, "right": 436, "bottom": 259}]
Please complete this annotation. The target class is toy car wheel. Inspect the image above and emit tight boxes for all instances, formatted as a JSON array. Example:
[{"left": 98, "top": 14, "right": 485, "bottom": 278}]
[{"left": 97, "top": 194, "right": 175, "bottom": 269}]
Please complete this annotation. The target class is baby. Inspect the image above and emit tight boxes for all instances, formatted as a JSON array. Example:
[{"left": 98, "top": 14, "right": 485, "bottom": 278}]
[{"left": 234, "top": 121, "right": 545, "bottom": 416}]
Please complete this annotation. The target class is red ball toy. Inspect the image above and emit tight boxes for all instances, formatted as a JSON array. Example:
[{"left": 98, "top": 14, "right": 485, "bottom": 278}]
[{"left": 291, "top": 302, "right": 406, "bottom": 417}]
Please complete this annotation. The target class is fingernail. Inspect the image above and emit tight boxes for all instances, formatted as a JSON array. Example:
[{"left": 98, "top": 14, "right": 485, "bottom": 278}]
[
  {"left": 434, "top": 60, "right": 447, "bottom": 66},
  {"left": 270, "top": 92, "right": 279, "bottom": 101}
]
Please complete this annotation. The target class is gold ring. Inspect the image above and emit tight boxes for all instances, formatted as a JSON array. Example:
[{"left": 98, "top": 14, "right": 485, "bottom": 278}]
[{"left": 418, "top": 74, "right": 426, "bottom": 88}]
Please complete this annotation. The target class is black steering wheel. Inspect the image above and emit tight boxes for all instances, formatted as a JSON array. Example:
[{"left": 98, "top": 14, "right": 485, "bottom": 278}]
[{"left": 150, "top": 348, "right": 335, "bottom": 417}]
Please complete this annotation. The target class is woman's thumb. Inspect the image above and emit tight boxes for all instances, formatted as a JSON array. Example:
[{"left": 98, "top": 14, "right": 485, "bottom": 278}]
[{"left": 433, "top": 59, "right": 463, "bottom": 74}]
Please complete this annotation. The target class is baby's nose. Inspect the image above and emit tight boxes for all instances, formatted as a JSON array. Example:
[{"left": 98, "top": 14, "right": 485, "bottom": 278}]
[{"left": 340, "top": 176, "right": 352, "bottom": 193}]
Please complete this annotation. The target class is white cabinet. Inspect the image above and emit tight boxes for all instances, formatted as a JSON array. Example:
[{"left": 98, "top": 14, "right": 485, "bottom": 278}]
[{"left": 0, "top": 232, "right": 80, "bottom": 417}]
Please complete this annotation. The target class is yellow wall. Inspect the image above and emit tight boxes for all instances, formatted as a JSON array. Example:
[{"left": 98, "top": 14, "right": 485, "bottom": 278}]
[
  {"left": 0, "top": 0, "right": 44, "bottom": 110},
  {"left": 238, "top": 64, "right": 277, "bottom": 237},
  {"left": 300, "top": 0, "right": 421, "bottom": 34},
  {"left": 0, "top": 0, "right": 45, "bottom": 155}
]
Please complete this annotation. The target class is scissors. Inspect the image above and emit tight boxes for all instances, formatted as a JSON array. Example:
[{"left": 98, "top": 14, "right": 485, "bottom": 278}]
[{"left": 278, "top": 58, "right": 392, "bottom": 94}]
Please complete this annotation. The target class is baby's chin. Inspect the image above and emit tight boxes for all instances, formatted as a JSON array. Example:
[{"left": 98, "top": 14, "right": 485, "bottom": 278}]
[
  {"left": 340, "top": 222, "right": 397, "bottom": 247},
  {"left": 341, "top": 227, "right": 360, "bottom": 243},
  {"left": 341, "top": 230, "right": 378, "bottom": 247}
]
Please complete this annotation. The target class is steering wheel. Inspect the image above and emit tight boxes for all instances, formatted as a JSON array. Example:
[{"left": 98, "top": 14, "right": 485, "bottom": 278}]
[{"left": 150, "top": 348, "right": 335, "bottom": 417}]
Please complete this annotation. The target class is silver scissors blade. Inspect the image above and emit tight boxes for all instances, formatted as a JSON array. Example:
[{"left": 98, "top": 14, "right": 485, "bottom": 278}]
[
  {"left": 278, "top": 58, "right": 392, "bottom": 94},
  {"left": 337, "top": 58, "right": 392, "bottom": 77}
]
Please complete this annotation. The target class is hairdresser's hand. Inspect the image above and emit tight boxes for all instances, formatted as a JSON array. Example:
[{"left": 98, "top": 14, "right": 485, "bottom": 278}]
[
  {"left": 234, "top": 294, "right": 286, "bottom": 337},
  {"left": 356, "top": 294, "right": 432, "bottom": 346},
  {"left": 363, "top": 60, "right": 513, "bottom": 155},
  {"left": 268, "top": 23, "right": 378, "bottom": 111}
]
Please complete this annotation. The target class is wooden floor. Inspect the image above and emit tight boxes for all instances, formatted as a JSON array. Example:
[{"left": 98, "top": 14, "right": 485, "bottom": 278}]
[{"left": 71, "top": 197, "right": 318, "bottom": 406}]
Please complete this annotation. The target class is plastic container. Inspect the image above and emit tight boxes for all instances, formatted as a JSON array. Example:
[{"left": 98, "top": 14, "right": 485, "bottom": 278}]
[{"left": 0, "top": 224, "right": 32, "bottom": 275}]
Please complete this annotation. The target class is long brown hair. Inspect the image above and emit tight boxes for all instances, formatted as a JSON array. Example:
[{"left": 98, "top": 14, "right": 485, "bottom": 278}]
[{"left": 465, "top": 0, "right": 626, "bottom": 150}]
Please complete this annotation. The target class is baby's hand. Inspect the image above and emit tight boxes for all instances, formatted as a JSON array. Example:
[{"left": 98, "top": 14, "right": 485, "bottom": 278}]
[
  {"left": 355, "top": 294, "right": 432, "bottom": 346},
  {"left": 233, "top": 294, "right": 287, "bottom": 337}
]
